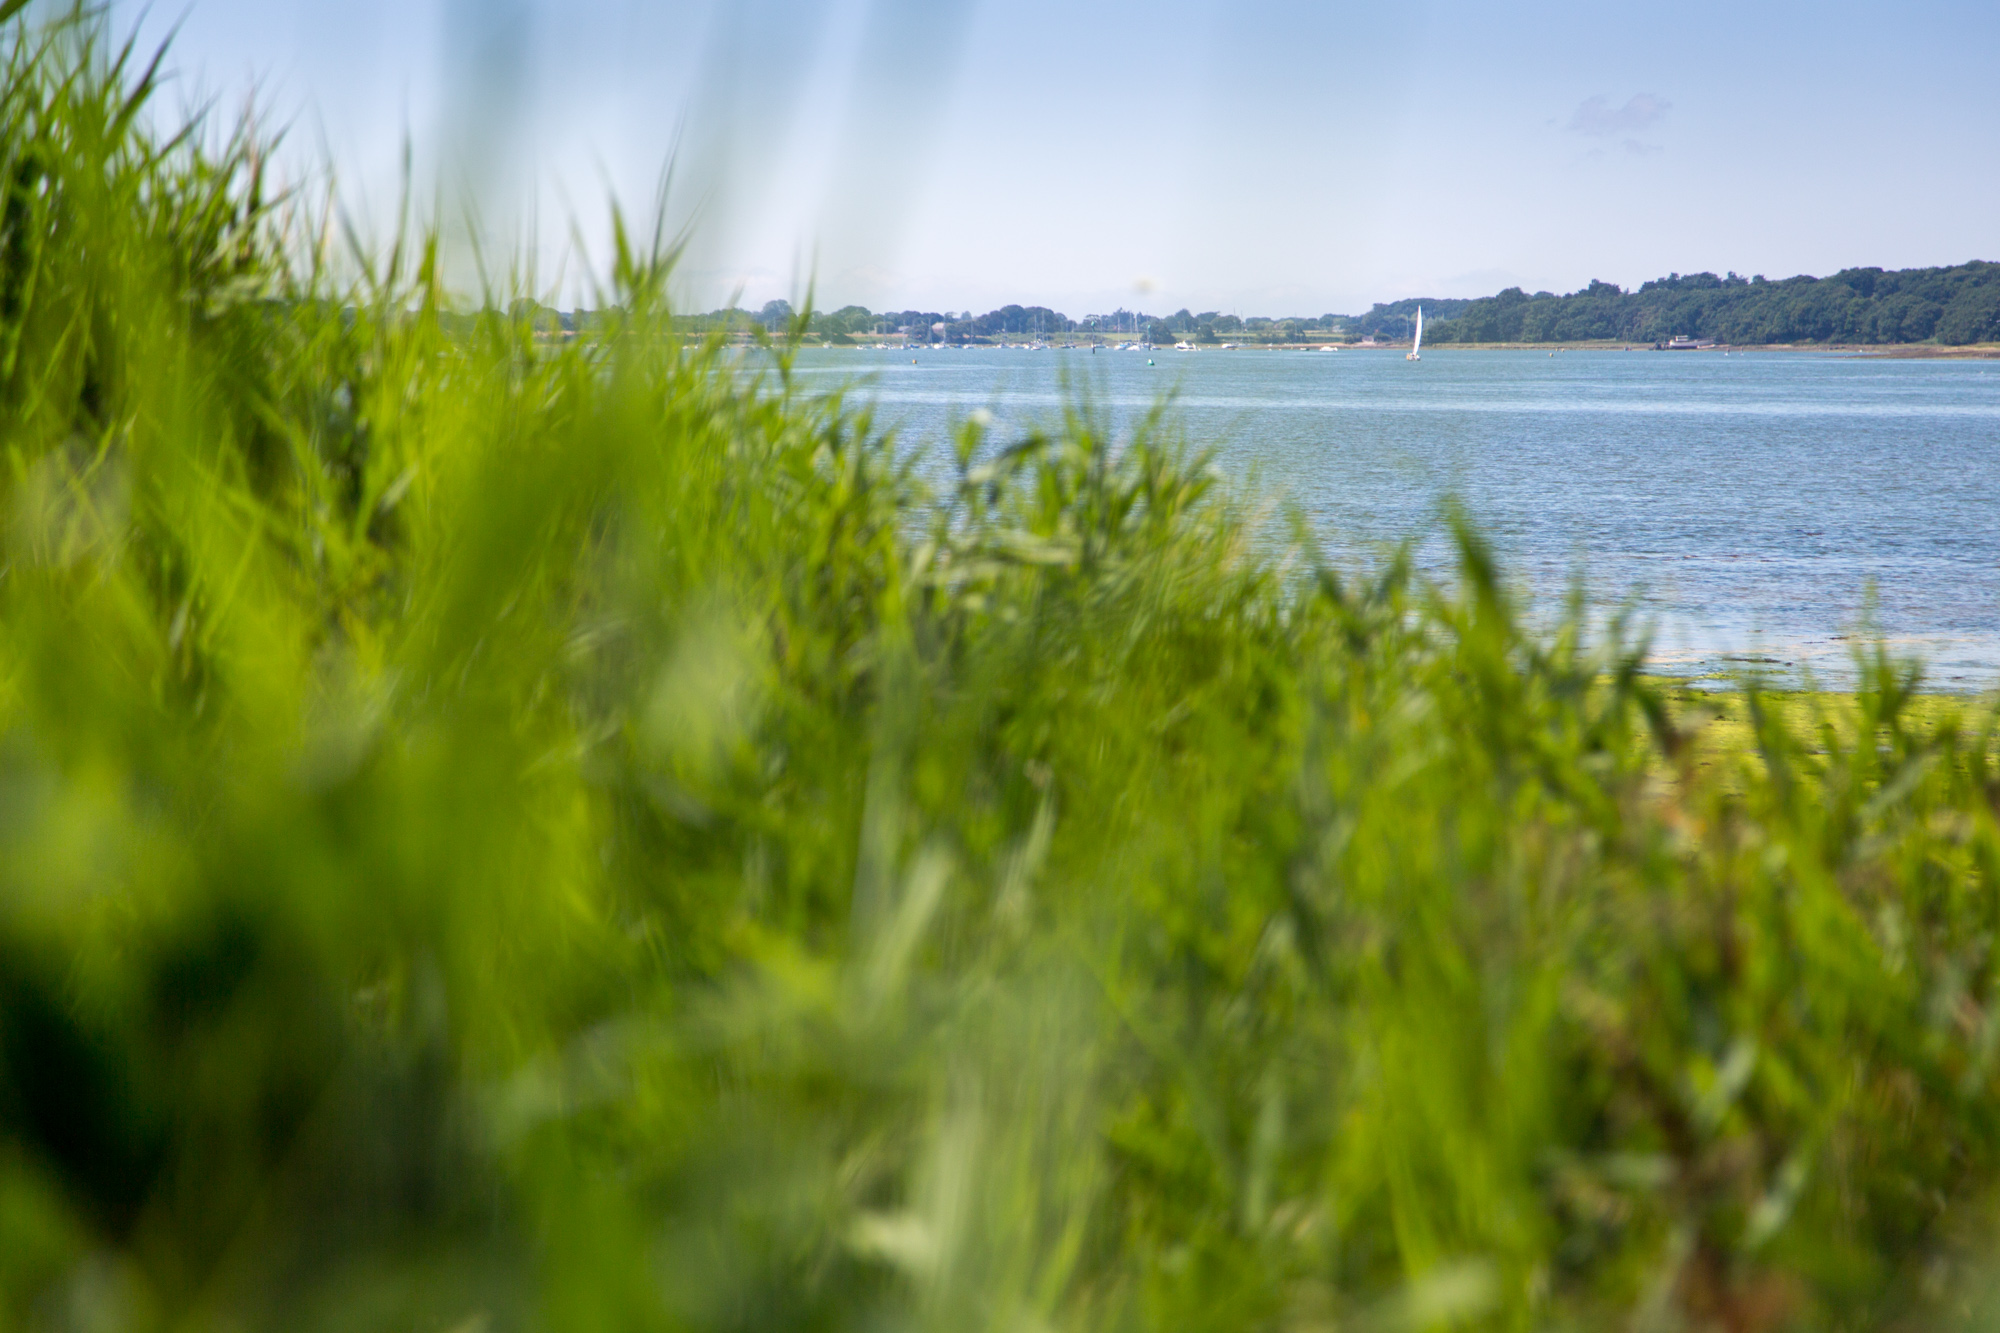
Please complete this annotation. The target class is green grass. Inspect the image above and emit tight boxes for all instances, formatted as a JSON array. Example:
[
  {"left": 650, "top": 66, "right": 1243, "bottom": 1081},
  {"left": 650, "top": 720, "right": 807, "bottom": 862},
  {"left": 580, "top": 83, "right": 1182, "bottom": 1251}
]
[{"left": 8, "top": 10, "right": 2000, "bottom": 1332}]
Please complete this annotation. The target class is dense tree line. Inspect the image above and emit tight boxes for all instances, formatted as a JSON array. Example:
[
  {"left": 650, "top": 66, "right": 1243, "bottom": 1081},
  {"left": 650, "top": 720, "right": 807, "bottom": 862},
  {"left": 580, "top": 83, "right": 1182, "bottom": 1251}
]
[
  {"left": 525, "top": 261, "right": 1999, "bottom": 349},
  {"left": 1424, "top": 262, "right": 2000, "bottom": 346},
  {"left": 1350, "top": 297, "right": 1472, "bottom": 341},
  {"left": 685, "top": 302, "right": 1350, "bottom": 344}
]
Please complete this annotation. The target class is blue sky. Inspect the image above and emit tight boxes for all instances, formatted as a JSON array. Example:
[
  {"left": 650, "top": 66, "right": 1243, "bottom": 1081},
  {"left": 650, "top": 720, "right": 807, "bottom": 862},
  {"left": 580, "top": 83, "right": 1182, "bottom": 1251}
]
[{"left": 111, "top": 0, "right": 2000, "bottom": 315}]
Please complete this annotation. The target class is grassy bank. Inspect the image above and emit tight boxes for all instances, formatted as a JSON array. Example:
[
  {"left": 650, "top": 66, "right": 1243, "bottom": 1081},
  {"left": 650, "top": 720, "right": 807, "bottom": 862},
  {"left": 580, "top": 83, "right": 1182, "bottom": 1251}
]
[
  {"left": 1649, "top": 682, "right": 1997, "bottom": 794},
  {"left": 9, "top": 13, "right": 2000, "bottom": 1333},
  {"left": 1857, "top": 346, "right": 2000, "bottom": 360}
]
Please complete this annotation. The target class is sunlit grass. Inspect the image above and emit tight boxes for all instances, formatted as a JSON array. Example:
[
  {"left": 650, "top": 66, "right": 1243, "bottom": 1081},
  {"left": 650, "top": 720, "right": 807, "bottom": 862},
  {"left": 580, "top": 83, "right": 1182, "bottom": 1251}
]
[{"left": 6, "top": 9, "right": 2000, "bottom": 1333}]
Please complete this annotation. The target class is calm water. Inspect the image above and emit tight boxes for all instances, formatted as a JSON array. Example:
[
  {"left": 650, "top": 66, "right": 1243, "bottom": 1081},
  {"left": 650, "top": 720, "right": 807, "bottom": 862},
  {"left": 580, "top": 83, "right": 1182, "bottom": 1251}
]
[{"left": 789, "top": 346, "right": 2000, "bottom": 690}]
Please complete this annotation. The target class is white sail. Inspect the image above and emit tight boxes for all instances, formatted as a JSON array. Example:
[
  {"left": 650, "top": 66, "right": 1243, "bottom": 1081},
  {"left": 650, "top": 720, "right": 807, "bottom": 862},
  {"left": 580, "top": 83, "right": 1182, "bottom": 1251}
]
[{"left": 1412, "top": 306, "right": 1423, "bottom": 355}]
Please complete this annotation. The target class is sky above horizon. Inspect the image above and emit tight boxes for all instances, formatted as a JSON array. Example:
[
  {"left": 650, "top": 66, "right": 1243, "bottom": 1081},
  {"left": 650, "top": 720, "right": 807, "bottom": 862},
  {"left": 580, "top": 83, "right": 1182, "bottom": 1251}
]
[{"left": 105, "top": 0, "right": 2000, "bottom": 316}]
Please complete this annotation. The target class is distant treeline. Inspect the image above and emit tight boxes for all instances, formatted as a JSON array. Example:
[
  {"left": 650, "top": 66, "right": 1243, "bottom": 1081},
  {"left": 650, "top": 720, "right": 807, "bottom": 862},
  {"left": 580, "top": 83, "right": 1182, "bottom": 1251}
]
[
  {"left": 659, "top": 301, "right": 1347, "bottom": 345},
  {"left": 1420, "top": 262, "right": 2000, "bottom": 346},
  {"left": 1348, "top": 298, "right": 1471, "bottom": 341},
  {"left": 529, "top": 260, "right": 1999, "bottom": 348}
]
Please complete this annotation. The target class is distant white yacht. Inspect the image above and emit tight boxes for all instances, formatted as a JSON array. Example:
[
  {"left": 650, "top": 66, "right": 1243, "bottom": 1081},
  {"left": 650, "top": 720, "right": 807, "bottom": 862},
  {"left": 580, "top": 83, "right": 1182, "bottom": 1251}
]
[{"left": 1406, "top": 306, "right": 1423, "bottom": 362}]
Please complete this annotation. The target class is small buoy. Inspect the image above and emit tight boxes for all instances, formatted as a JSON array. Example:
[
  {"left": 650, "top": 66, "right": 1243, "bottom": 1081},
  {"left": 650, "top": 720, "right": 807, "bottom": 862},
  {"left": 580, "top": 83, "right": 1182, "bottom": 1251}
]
[
  {"left": 1147, "top": 358, "right": 1154, "bottom": 365},
  {"left": 911, "top": 358, "right": 917, "bottom": 364}
]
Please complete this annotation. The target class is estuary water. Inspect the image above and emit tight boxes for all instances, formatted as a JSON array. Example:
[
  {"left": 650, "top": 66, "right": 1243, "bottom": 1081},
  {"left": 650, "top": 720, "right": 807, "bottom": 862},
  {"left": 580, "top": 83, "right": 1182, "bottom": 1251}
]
[{"left": 789, "top": 345, "right": 2000, "bottom": 690}]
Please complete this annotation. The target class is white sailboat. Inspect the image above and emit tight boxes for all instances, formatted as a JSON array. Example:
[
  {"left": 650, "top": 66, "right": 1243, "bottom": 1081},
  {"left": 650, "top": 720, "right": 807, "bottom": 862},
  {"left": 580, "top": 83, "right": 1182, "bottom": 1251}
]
[{"left": 1406, "top": 305, "right": 1423, "bottom": 361}]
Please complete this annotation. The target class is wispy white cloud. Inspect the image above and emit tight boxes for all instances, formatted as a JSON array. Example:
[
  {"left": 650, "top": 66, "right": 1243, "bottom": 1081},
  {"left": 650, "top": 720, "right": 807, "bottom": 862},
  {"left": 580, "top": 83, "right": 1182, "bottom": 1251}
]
[{"left": 1567, "top": 93, "right": 1672, "bottom": 137}]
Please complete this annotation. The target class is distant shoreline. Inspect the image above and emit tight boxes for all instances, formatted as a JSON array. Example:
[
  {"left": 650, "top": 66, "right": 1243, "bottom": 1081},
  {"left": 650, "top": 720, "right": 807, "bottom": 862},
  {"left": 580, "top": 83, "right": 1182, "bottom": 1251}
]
[
  {"left": 816, "top": 332, "right": 2000, "bottom": 352},
  {"left": 1322, "top": 341, "right": 2000, "bottom": 357},
  {"left": 1848, "top": 344, "right": 2000, "bottom": 359}
]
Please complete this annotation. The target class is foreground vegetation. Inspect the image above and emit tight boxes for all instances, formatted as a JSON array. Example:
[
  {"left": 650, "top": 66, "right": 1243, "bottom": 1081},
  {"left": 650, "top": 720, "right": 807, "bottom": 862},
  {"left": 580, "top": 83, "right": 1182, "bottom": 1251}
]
[{"left": 11, "top": 12, "right": 2000, "bottom": 1332}]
